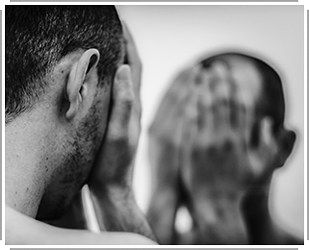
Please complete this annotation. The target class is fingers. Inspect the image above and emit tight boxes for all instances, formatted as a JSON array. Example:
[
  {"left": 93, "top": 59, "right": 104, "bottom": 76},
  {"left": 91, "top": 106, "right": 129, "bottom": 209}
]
[
  {"left": 151, "top": 66, "right": 199, "bottom": 146},
  {"left": 122, "top": 22, "right": 142, "bottom": 138},
  {"left": 232, "top": 88, "right": 254, "bottom": 142},
  {"left": 181, "top": 83, "right": 198, "bottom": 151},
  {"left": 168, "top": 67, "right": 199, "bottom": 144},
  {"left": 122, "top": 22, "right": 142, "bottom": 99},
  {"left": 122, "top": 22, "right": 141, "bottom": 66},
  {"left": 195, "top": 66, "right": 232, "bottom": 141},
  {"left": 210, "top": 63, "right": 231, "bottom": 130},
  {"left": 197, "top": 69, "right": 214, "bottom": 133},
  {"left": 107, "top": 65, "right": 134, "bottom": 141}
]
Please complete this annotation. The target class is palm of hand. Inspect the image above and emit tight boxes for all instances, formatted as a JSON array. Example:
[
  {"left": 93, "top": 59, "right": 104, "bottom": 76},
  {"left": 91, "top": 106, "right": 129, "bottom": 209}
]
[
  {"left": 89, "top": 24, "right": 142, "bottom": 188},
  {"left": 179, "top": 66, "right": 279, "bottom": 197}
]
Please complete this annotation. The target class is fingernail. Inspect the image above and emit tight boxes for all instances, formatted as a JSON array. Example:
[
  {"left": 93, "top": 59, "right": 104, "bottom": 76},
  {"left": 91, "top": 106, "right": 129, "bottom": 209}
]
[{"left": 116, "top": 65, "right": 131, "bottom": 81}]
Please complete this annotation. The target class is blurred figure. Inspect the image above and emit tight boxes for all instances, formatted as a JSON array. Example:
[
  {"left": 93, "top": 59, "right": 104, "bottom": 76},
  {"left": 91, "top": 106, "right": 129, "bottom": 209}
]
[{"left": 146, "top": 52, "right": 303, "bottom": 245}]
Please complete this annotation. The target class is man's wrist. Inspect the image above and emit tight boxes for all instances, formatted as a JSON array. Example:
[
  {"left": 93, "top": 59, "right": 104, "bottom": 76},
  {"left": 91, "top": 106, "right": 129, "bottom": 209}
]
[
  {"left": 88, "top": 184, "right": 157, "bottom": 242},
  {"left": 88, "top": 181, "right": 132, "bottom": 200}
]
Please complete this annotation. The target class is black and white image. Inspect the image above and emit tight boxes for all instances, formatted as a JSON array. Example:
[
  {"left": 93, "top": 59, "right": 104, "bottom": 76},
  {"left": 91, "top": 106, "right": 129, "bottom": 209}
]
[{"left": 5, "top": 5, "right": 304, "bottom": 245}]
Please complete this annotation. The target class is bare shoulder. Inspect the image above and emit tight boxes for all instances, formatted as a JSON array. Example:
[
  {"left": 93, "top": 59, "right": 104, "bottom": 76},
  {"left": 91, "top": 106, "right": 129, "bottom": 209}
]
[{"left": 6, "top": 205, "right": 157, "bottom": 245}]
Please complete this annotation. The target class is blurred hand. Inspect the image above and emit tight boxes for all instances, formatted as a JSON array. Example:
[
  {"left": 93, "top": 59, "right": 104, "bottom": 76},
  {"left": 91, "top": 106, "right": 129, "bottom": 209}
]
[
  {"left": 180, "top": 67, "right": 285, "bottom": 197},
  {"left": 173, "top": 66, "right": 287, "bottom": 244},
  {"left": 146, "top": 66, "right": 200, "bottom": 244},
  {"left": 147, "top": 57, "right": 296, "bottom": 244}
]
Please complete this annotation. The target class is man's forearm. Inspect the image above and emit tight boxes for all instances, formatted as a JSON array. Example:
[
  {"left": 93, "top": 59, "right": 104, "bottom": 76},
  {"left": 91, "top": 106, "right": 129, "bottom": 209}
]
[
  {"left": 6, "top": 204, "right": 156, "bottom": 245},
  {"left": 89, "top": 185, "right": 157, "bottom": 242}
]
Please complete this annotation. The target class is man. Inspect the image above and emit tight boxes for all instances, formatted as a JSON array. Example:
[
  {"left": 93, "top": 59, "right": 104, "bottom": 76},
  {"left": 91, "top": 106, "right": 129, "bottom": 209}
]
[
  {"left": 147, "top": 52, "right": 303, "bottom": 244},
  {"left": 6, "top": 6, "right": 156, "bottom": 244}
]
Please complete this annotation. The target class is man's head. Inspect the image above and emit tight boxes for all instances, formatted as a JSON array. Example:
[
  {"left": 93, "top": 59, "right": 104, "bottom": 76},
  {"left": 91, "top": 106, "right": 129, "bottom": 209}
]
[
  {"left": 148, "top": 52, "right": 298, "bottom": 244},
  {"left": 6, "top": 5, "right": 124, "bottom": 122},
  {"left": 6, "top": 6, "right": 125, "bottom": 218},
  {"left": 149, "top": 52, "right": 296, "bottom": 193}
]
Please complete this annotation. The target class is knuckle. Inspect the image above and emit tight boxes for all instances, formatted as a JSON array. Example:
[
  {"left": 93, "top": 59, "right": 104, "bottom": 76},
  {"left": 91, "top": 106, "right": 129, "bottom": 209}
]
[
  {"left": 122, "top": 99, "right": 133, "bottom": 114},
  {"left": 127, "top": 93, "right": 135, "bottom": 106},
  {"left": 108, "top": 126, "right": 130, "bottom": 142},
  {"left": 119, "top": 89, "right": 134, "bottom": 106}
]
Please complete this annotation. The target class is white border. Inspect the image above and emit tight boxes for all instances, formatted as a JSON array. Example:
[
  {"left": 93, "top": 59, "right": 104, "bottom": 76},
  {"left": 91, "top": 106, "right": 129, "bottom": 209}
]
[{"left": 2, "top": 1, "right": 308, "bottom": 250}]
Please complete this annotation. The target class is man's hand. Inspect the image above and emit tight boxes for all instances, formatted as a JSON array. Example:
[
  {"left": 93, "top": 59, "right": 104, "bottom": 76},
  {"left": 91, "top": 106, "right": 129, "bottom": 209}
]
[
  {"left": 146, "top": 66, "right": 200, "bottom": 244},
  {"left": 89, "top": 24, "right": 142, "bottom": 189},
  {"left": 87, "top": 23, "right": 156, "bottom": 241},
  {"left": 180, "top": 66, "right": 286, "bottom": 197},
  {"left": 177, "top": 65, "right": 296, "bottom": 244}
]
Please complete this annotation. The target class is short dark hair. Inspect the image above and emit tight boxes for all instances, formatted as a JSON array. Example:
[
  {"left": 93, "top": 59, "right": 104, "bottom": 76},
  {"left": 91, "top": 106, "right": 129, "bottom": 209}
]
[
  {"left": 6, "top": 5, "right": 124, "bottom": 123},
  {"left": 201, "top": 52, "right": 285, "bottom": 134}
]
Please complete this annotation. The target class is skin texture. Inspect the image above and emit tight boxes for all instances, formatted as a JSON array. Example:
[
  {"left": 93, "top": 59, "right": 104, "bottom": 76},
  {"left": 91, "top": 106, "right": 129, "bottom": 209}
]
[
  {"left": 6, "top": 205, "right": 156, "bottom": 245},
  {"left": 6, "top": 48, "right": 109, "bottom": 219},
  {"left": 146, "top": 53, "right": 302, "bottom": 245},
  {"left": 6, "top": 23, "right": 156, "bottom": 245}
]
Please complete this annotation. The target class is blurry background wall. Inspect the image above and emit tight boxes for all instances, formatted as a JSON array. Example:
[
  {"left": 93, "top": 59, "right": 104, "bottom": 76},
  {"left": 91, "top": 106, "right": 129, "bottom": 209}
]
[{"left": 117, "top": 5, "right": 304, "bottom": 238}]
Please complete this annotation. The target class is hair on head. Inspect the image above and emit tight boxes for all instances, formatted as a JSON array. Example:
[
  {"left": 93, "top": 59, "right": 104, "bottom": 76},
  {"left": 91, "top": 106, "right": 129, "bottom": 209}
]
[{"left": 6, "top": 5, "right": 124, "bottom": 123}]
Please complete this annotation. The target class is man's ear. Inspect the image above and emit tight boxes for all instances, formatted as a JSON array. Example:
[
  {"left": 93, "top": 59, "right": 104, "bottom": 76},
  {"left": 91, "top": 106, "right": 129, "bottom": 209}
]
[
  {"left": 66, "top": 49, "right": 100, "bottom": 120},
  {"left": 276, "top": 128, "right": 296, "bottom": 167}
]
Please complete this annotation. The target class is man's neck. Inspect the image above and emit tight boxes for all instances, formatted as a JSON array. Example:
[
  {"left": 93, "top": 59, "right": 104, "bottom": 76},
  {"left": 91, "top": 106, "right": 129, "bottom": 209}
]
[
  {"left": 6, "top": 112, "right": 56, "bottom": 217},
  {"left": 241, "top": 183, "right": 274, "bottom": 244}
]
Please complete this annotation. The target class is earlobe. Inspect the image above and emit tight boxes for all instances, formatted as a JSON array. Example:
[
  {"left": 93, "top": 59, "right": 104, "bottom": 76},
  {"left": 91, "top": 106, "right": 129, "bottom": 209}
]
[
  {"left": 277, "top": 129, "right": 296, "bottom": 166},
  {"left": 65, "top": 49, "right": 100, "bottom": 120}
]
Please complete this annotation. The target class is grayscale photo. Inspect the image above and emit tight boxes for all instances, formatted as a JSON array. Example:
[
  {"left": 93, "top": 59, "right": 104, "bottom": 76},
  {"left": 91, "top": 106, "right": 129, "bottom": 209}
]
[{"left": 5, "top": 5, "right": 304, "bottom": 245}]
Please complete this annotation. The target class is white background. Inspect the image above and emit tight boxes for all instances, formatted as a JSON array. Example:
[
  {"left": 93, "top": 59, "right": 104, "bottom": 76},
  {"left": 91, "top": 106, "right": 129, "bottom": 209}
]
[{"left": 118, "top": 5, "right": 304, "bottom": 238}]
